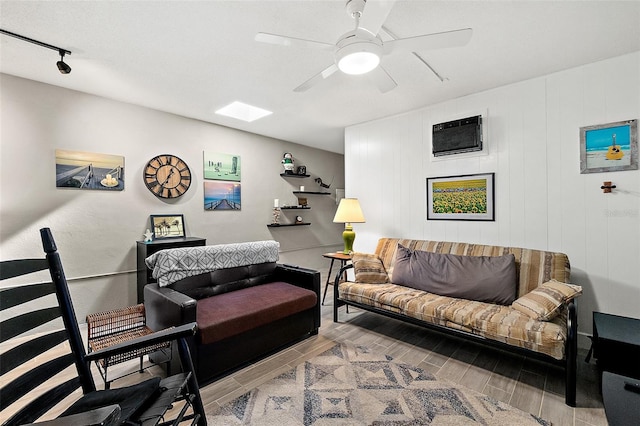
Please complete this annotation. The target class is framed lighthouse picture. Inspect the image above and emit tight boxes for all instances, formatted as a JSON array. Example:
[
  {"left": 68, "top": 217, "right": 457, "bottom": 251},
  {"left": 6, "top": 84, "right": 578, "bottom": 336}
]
[{"left": 580, "top": 119, "right": 637, "bottom": 174}]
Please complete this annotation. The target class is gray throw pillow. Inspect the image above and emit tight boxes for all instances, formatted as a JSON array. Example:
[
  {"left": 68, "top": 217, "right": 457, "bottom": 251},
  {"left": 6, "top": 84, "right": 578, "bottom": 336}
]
[{"left": 392, "top": 245, "right": 517, "bottom": 305}]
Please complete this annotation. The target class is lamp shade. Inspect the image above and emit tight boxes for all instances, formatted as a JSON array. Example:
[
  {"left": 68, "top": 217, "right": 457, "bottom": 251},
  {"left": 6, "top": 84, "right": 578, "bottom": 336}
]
[{"left": 333, "top": 198, "right": 365, "bottom": 223}]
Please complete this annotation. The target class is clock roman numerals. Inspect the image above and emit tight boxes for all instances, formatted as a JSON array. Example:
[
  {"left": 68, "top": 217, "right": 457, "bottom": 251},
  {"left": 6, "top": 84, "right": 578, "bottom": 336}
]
[{"left": 143, "top": 154, "right": 192, "bottom": 199}]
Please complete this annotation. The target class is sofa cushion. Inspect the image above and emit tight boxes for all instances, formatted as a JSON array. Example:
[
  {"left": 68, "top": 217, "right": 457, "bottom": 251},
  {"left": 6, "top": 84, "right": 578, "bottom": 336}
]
[
  {"left": 170, "top": 263, "right": 277, "bottom": 299},
  {"left": 512, "top": 279, "right": 582, "bottom": 321},
  {"left": 196, "top": 282, "right": 317, "bottom": 345},
  {"left": 338, "top": 281, "right": 567, "bottom": 360},
  {"left": 374, "top": 238, "right": 571, "bottom": 298},
  {"left": 351, "top": 253, "right": 389, "bottom": 284},
  {"left": 392, "top": 245, "right": 517, "bottom": 305}
]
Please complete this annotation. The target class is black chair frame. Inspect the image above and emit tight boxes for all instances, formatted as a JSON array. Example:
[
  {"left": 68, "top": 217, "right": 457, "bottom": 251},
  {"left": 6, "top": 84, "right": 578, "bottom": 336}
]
[{"left": 0, "top": 228, "right": 207, "bottom": 425}]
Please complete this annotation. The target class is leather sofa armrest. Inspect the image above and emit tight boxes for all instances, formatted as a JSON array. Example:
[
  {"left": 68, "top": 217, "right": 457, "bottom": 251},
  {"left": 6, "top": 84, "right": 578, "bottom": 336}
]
[
  {"left": 274, "top": 264, "right": 321, "bottom": 329},
  {"left": 144, "top": 283, "right": 197, "bottom": 332},
  {"left": 273, "top": 264, "right": 321, "bottom": 296}
]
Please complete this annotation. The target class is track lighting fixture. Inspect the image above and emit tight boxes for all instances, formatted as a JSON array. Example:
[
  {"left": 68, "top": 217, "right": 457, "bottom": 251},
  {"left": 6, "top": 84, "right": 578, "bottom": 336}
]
[
  {"left": 0, "top": 28, "right": 72, "bottom": 74},
  {"left": 56, "top": 49, "right": 71, "bottom": 74}
]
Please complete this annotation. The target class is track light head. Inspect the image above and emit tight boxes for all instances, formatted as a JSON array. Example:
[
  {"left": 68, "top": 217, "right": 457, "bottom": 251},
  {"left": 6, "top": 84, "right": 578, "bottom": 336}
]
[
  {"left": 0, "top": 30, "right": 73, "bottom": 75},
  {"left": 57, "top": 49, "right": 71, "bottom": 74}
]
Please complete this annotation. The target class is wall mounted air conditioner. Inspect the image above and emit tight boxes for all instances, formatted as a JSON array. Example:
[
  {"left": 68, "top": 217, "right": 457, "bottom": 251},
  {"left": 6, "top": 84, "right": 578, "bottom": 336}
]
[{"left": 432, "top": 115, "right": 482, "bottom": 157}]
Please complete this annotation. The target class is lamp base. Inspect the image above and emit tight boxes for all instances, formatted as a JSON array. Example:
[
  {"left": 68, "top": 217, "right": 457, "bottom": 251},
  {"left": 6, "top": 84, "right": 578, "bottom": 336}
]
[{"left": 342, "top": 224, "right": 355, "bottom": 254}]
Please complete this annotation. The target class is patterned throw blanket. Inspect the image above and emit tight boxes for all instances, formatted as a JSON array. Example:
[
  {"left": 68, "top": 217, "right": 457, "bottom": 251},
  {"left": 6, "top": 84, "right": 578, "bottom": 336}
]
[{"left": 145, "top": 240, "right": 280, "bottom": 287}]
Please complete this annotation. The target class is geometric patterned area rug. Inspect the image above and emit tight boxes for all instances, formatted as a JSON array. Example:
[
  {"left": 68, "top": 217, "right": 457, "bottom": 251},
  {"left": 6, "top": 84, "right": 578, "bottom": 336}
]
[{"left": 207, "top": 342, "right": 551, "bottom": 425}]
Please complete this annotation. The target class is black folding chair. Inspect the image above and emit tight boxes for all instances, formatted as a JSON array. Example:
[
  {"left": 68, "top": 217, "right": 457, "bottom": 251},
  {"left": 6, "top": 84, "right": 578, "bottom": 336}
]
[{"left": 0, "top": 228, "right": 207, "bottom": 425}]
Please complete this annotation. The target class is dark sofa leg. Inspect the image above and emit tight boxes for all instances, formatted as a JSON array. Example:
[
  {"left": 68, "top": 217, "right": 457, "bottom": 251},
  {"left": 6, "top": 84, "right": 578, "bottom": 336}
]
[{"left": 565, "top": 301, "right": 577, "bottom": 407}]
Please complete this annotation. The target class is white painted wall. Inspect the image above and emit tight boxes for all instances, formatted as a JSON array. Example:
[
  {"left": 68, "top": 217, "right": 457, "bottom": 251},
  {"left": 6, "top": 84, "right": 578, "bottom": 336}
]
[
  {"left": 0, "top": 74, "right": 344, "bottom": 321},
  {"left": 345, "top": 52, "right": 640, "bottom": 346}
]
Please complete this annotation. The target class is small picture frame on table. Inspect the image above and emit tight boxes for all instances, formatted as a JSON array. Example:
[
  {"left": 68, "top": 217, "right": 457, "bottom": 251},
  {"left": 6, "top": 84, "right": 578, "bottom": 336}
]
[{"left": 150, "top": 214, "right": 185, "bottom": 239}]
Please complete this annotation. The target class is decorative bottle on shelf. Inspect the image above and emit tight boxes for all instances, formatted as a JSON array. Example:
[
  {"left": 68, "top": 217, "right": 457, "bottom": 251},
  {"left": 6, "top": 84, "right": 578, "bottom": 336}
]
[{"left": 272, "top": 199, "right": 281, "bottom": 224}]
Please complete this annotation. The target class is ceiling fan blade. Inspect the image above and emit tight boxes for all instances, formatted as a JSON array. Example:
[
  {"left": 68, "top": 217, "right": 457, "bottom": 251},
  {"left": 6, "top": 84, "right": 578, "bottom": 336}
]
[
  {"left": 383, "top": 28, "right": 473, "bottom": 55},
  {"left": 294, "top": 64, "right": 339, "bottom": 92},
  {"left": 370, "top": 65, "right": 397, "bottom": 93},
  {"left": 255, "top": 32, "right": 334, "bottom": 51},
  {"left": 359, "top": 0, "right": 396, "bottom": 35}
]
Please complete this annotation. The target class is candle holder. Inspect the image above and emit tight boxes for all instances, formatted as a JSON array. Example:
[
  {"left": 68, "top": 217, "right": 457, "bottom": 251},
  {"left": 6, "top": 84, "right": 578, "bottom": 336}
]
[{"left": 272, "top": 207, "right": 281, "bottom": 225}]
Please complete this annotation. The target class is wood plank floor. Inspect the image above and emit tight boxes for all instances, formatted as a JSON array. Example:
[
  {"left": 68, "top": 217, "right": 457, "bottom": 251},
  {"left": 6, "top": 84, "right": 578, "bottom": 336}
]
[
  {"left": 195, "top": 281, "right": 607, "bottom": 426},
  {"left": 3, "top": 268, "right": 608, "bottom": 426}
]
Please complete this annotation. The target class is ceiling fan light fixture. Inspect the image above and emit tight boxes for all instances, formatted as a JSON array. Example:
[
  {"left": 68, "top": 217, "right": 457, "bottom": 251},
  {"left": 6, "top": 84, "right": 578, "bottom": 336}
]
[
  {"left": 338, "top": 50, "right": 380, "bottom": 75},
  {"left": 335, "top": 39, "right": 382, "bottom": 75}
]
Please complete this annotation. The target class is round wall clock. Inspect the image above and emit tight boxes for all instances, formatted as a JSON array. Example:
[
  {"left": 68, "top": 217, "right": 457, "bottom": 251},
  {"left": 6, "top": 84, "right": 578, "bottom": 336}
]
[{"left": 143, "top": 154, "right": 191, "bottom": 199}]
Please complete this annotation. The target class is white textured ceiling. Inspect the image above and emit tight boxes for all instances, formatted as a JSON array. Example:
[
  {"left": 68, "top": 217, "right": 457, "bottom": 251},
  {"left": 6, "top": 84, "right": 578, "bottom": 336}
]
[{"left": 1, "top": 1, "right": 639, "bottom": 154}]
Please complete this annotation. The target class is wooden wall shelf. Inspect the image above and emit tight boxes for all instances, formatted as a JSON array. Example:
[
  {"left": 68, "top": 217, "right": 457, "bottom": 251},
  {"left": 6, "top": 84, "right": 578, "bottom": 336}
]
[
  {"left": 293, "top": 191, "right": 331, "bottom": 195},
  {"left": 280, "top": 173, "right": 310, "bottom": 178},
  {"left": 267, "top": 223, "right": 311, "bottom": 227}
]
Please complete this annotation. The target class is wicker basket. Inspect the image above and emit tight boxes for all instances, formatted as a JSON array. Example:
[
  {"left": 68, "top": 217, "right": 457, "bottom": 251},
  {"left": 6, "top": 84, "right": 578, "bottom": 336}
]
[{"left": 86, "top": 303, "right": 170, "bottom": 387}]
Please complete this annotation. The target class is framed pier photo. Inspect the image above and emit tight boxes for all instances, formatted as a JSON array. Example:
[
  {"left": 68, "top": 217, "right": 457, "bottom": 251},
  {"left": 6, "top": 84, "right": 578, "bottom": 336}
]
[{"left": 55, "top": 149, "right": 124, "bottom": 190}]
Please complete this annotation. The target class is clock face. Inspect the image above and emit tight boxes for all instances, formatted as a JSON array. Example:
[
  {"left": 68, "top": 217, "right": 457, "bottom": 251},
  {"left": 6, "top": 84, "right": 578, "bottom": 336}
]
[{"left": 143, "top": 154, "right": 191, "bottom": 199}]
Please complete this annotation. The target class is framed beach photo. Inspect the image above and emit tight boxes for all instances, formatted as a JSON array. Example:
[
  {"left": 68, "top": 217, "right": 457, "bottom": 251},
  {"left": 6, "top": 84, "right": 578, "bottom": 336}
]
[
  {"left": 55, "top": 149, "right": 124, "bottom": 190},
  {"left": 426, "top": 173, "right": 495, "bottom": 221},
  {"left": 580, "top": 119, "right": 638, "bottom": 174},
  {"left": 150, "top": 214, "right": 185, "bottom": 239},
  {"left": 203, "top": 151, "right": 241, "bottom": 181}
]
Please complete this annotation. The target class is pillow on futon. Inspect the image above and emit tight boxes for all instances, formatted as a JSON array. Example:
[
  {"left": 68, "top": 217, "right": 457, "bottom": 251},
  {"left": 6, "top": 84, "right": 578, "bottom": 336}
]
[
  {"left": 351, "top": 253, "right": 389, "bottom": 284},
  {"left": 392, "top": 245, "right": 517, "bottom": 305},
  {"left": 512, "top": 279, "right": 582, "bottom": 321}
]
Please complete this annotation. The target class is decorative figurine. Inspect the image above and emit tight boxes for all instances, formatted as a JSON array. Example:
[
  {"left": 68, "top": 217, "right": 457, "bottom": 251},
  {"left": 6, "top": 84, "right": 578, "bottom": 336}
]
[
  {"left": 315, "top": 176, "right": 334, "bottom": 189},
  {"left": 272, "top": 207, "right": 281, "bottom": 225},
  {"left": 282, "top": 152, "right": 295, "bottom": 174},
  {"left": 143, "top": 229, "right": 154, "bottom": 243}
]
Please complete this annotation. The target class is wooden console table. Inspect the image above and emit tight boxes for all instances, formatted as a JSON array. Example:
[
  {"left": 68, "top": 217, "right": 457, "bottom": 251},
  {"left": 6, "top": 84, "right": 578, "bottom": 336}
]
[{"left": 136, "top": 237, "right": 206, "bottom": 303}]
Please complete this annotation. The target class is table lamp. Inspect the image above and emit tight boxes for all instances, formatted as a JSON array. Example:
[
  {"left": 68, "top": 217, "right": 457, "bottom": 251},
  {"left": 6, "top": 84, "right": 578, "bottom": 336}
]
[{"left": 333, "top": 198, "right": 366, "bottom": 254}]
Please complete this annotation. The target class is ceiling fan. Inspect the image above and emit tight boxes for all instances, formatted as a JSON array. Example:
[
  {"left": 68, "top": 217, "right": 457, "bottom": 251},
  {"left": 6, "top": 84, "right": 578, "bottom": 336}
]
[{"left": 255, "top": 0, "right": 472, "bottom": 93}]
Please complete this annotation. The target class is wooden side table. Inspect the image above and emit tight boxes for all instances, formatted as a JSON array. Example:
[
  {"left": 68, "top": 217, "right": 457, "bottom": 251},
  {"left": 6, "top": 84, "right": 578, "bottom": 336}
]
[{"left": 322, "top": 252, "right": 352, "bottom": 305}]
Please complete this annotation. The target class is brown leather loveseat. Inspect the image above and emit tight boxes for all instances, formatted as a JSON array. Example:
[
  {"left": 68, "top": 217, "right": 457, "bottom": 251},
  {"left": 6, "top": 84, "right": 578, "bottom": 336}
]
[{"left": 143, "top": 241, "right": 320, "bottom": 385}]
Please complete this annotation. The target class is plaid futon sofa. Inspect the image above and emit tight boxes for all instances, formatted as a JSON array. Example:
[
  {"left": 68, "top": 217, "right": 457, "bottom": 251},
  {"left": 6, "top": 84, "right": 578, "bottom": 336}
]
[{"left": 333, "top": 238, "right": 581, "bottom": 407}]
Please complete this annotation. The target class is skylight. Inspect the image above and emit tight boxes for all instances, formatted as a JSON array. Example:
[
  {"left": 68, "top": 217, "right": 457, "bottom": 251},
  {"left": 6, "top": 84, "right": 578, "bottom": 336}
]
[{"left": 215, "top": 101, "right": 272, "bottom": 122}]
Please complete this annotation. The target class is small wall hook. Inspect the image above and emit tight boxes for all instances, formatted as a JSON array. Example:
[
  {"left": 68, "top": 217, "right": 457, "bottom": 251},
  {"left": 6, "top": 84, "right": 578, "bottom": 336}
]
[{"left": 601, "top": 181, "right": 616, "bottom": 193}]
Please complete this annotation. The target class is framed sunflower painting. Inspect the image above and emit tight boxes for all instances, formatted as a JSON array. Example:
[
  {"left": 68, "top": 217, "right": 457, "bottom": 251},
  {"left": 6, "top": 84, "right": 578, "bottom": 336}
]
[{"left": 426, "top": 173, "right": 495, "bottom": 221}]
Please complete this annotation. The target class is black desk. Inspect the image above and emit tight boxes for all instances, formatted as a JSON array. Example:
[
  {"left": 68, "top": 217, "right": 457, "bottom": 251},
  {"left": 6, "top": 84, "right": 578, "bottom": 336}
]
[{"left": 592, "top": 312, "right": 640, "bottom": 381}]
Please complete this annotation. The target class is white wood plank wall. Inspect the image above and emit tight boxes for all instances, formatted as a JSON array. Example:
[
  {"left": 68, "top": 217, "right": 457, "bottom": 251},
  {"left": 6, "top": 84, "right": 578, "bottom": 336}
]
[{"left": 345, "top": 52, "right": 640, "bottom": 345}]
